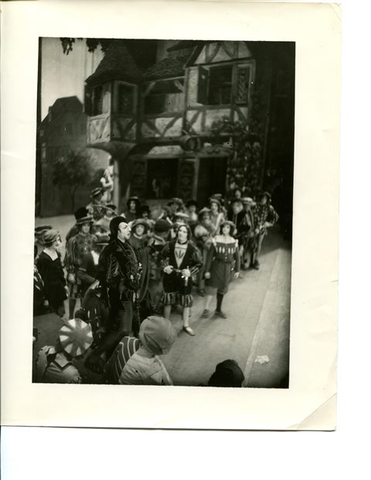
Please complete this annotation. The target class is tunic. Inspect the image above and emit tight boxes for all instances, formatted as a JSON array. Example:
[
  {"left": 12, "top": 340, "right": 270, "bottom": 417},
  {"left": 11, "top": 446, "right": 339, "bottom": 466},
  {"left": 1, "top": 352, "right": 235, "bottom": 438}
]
[
  {"left": 147, "top": 236, "right": 167, "bottom": 310},
  {"left": 160, "top": 240, "right": 202, "bottom": 307},
  {"left": 78, "top": 251, "right": 100, "bottom": 297},
  {"left": 36, "top": 251, "right": 67, "bottom": 311},
  {"left": 205, "top": 236, "right": 240, "bottom": 294}
]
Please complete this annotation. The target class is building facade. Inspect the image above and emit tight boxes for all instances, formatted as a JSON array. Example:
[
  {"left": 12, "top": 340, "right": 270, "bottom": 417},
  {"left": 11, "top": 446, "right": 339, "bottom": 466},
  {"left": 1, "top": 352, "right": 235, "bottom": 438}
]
[
  {"left": 37, "top": 96, "right": 110, "bottom": 217},
  {"left": 84, "top": 40, "right": 295, "bottom": 209}
]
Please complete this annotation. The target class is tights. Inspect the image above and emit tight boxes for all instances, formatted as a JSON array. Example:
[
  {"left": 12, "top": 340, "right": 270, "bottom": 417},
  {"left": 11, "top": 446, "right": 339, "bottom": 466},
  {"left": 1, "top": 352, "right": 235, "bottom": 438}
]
[{"left": 216, "top": 292, "right": 224, "bottom": 312}]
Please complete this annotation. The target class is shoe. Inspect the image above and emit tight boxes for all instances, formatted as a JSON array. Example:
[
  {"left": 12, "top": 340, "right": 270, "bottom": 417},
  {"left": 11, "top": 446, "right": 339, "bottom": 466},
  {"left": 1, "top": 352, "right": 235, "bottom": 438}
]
[
  {"left": 252, "top": 261, "right": 260, "bottom": 270},
  {"left": 198, "top": 289, "right": 205, "bottom": 297},
  {"left": 215, "top": 310, "right": 227, "bottom": 319},
  {"left": 201, "top": 309, "right": 210, "bottom": 318},
  {"left": 183, "top": 326, "right": 195, "bottom": 336}
]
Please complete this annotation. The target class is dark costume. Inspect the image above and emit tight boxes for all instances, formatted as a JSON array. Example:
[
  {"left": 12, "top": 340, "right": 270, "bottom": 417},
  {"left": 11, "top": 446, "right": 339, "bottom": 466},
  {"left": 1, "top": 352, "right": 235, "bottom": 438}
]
[
  {"left": 81, "top": 285, "right": 110, "bottom": 348},
  {"left": 34, "top": 263, "right": 48, "bottom": 316},
  {"left": 77, "top": 251, "right": 100, "bottom": 297},
  {"left": 160, "top": 239, "right": 202, "bottom": 307},
  {"left": 37, "top": 251, "right": 67, "bottom": 316},
  {"left": 97, "top": 238, "right": 141, "bottom": 336},
  {"left": 129, "top": 234, "right": 152, "bottom": 322},
  {"left": 194, "top": 223, "right": 214, "bottom": 294},
  {"left": 147, "top": 235, "right": 167, "bottom": 311}
]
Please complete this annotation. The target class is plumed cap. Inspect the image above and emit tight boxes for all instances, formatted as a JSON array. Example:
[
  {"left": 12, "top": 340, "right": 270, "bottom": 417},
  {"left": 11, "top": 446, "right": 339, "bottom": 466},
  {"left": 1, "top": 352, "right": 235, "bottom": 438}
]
[
  {"left": 74, "top": 207, "right": 94, "bottom": 225},
  {"left": 198, "top": 207, "right": 211, "bottom": 218}
]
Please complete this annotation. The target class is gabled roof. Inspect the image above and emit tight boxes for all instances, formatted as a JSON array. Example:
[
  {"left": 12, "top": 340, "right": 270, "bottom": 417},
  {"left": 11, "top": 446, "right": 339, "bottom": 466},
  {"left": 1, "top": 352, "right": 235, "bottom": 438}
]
[
  {"left": 85, "top": 42, "right": 143, "bottom": 85},
  {"left": 143, "top": 55, "right": 189, "bottom": 80},
  {"left": 40, "top": 96, "right": 83, "bottom": 129},
  {"left": 167, "top": 40, "right": 207, "bottom": 52},
  {"left": 51, "top": 96, "right": 83, "bottom": 113}
]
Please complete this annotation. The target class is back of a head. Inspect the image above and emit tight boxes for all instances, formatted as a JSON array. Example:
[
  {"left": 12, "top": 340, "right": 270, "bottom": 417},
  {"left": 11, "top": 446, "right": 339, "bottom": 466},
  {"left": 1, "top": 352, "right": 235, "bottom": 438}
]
[
  {"left": 208, "top": 359, "right": 245, "bottom": 387},
  {"left": 139, "top": 316, "right": 177, "bottom": 356}
]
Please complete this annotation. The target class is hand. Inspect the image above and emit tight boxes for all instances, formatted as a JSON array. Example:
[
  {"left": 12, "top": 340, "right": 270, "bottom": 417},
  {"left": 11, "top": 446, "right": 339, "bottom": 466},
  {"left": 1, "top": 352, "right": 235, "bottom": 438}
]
[
  {"left": 234, "top": 272, "right": 240, "bottom": 279},
  {"left": 67, "top": 273, "right": 76, "bottom": 284},
  {"left": 118, "top": 280, "right": 126, "bottom": 294},
  {"left": 164, "top": 265, "right": 174, "bottom": 274},
  {"left": 182, "top": 268, "right": 191, "bottom": 278},
  {"left": 204, "top": 272, "right": 211, "bottom": 279}
]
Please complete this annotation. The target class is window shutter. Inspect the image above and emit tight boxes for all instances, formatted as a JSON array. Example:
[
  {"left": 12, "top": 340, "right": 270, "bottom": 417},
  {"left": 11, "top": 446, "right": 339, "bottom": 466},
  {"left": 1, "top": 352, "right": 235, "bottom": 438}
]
[
  {"left": 197, "top": 66, "right": 209, "bottom": 104},
  {"left": 236, "top": 66, "right": 251, "bottom": 104}
]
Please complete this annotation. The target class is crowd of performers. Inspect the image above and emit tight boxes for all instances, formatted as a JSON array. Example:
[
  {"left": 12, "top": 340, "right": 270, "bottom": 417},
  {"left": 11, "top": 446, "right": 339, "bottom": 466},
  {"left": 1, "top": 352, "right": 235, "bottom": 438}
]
[{"left": 33, "top": 186, "right": 278, "bottom": 386}]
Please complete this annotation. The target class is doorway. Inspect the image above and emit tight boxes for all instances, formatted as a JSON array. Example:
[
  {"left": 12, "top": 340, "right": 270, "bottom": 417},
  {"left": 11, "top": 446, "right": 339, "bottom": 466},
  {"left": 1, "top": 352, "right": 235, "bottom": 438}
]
[{"left": 196, "top": 156, "right": 228, "bottom": 206}]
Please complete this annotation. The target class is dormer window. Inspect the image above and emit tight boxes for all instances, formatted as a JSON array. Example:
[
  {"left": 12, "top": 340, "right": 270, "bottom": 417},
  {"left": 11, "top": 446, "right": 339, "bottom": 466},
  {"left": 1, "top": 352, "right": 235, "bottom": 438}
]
[{"left": 115, "top": 82, "right": 135, "bottom": 115}]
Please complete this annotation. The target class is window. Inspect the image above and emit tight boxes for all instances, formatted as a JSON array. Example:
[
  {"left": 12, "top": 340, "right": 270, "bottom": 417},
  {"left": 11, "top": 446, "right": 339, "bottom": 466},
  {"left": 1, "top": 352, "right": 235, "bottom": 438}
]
[
  {"left": 146, "top": 158, "right": 179, "bottom": 199},
  {"left": 144, "top": 94, "right": 167, "bottom": 115},
  {"left": 117, "top": 84, "right": 134, "bottom": 114},
  {"left": 197, "top": 62, "right": 254, "bottom": 106},
  {"left": 208, "top": 65, "right": 233, "bottom": 105},
  {"left": 144, "top": 79, "right": 184, "bottom": 115},
  {"left": 92, "top": 85, "right": 103, "bottom": 115}
]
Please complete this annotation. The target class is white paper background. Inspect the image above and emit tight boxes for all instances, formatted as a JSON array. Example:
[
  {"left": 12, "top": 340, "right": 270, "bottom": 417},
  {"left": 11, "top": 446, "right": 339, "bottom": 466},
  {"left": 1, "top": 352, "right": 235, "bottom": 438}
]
[
  {"left": 2, "top": 0, "right": 369, "bottom": 475},
  {"left": 1, "top": 0, "right": 340, "bottom": 430}
]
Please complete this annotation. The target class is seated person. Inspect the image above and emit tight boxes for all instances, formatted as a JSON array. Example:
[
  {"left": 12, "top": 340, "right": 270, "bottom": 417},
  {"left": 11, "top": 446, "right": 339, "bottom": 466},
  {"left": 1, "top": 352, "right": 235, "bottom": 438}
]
[
  {"left": 34, "top": 319, "right": 93, "bottom": 384},
  {"left": 104, "top": 335, "right": 141, "bottom": 384},
  {"left": 119, "top": 316, "right": 176, "bottom": 385}
]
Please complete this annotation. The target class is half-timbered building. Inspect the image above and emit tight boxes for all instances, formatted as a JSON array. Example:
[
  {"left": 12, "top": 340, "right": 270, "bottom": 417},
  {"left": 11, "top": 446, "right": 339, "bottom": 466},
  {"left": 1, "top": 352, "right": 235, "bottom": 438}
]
[{"left": 84, "top": 40, "right": 295, "bottom": 208}]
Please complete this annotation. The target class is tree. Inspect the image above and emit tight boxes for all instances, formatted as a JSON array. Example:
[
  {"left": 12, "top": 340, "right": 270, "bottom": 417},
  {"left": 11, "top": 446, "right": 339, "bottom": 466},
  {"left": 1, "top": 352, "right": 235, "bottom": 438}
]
[
  {"left": 208, "top": 115, "right": 264, "bottom": 197},
  {"left": 52, "top": 149, "right": 93, "bottom": 211}
]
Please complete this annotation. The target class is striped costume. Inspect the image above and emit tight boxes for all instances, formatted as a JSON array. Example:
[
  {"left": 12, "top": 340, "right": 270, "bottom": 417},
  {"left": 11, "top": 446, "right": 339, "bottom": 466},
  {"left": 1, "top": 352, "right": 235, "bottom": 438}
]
[
  {"left": 104, "top": 336, "right": 141, "bottom": 384},
  {"left": 205, "top": 236, "right": 240, "bottom": 295}
]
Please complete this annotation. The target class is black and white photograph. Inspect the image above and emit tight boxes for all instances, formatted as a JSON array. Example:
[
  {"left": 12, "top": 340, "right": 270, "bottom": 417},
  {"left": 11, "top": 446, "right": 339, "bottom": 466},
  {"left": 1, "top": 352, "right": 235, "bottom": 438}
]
[
  {"left": 2, "top": 0, "right": 340, "bottom": 432},
  {"left": 33, "top": 37, "right": 295, "bottom": 388}
]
